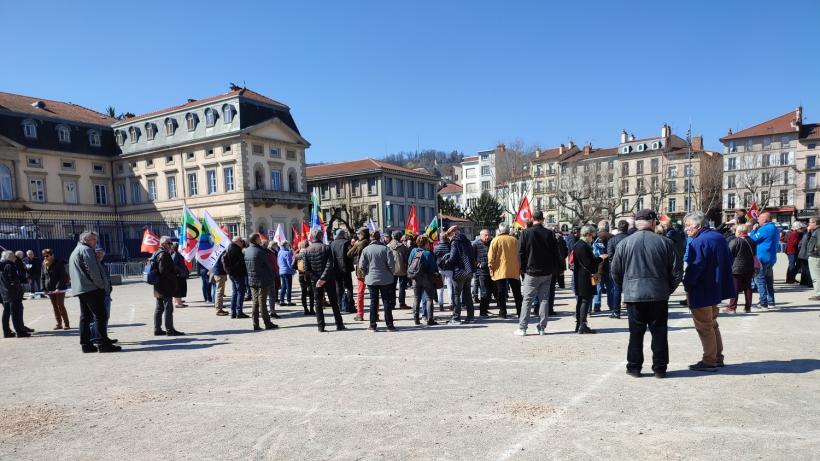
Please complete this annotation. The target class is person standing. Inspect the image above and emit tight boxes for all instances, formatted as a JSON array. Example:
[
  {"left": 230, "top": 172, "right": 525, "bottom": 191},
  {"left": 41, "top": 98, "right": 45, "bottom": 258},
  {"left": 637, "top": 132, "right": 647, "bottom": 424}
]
[
  {"left": 196, "top": 259, "right": 213, "bottom": 304},
  {"left": 151, "top": 236, "right": 184, "bottom": 337},
  {"left": 277, "top": 241, "right": 295, "bottom": 307},
  {"left": 606, "top": 220, "right": 630, "bottom": 319},
  {"left": 1, "top": 250, "right": 29, "bottom": 338},
  {"left": 211, "top": 253, "right": 229, "bottom": 316},
  {"left": 407, "top": 235, "right": 439, "bottom": 326},
  {"left": 785, "top": 222, "right": 804, "bottom": 284},
  {"left": 244, "top": 234, "right": 278, "bottom": 331},
  {"left": 387, "top": 231, "right": 410, "bottom": 310},
  {"left": 797, "top": 221, "right": 813, "bottom": 287},
  {"left": 40, "top": 249, "right": 70, "bottom": 330},
  {"left": 611, "top": 210, "right": 682, "bottom": 378},
  {"left": 89, "top": 247, "right": 115, "bottom": 345},
  {"left": 571, "top": 225, "right": 603, "bottom": 334},
  {"left": 68, "top": 231, "right": 121, "bottom": 352},
  {"left": 223, "top": 236, "right": 249, "bottom": 319},
  {"left": 748, "top": 212, "right": 780, "bottom": 308},
  {"left": 293, "top": 240, "right": 316, "bottom": 315},
  {"left": 806, "top": 217, "right": 820, "bottom": 300},
  {"left": 434, "top": 234, "right": 455, "bottom": 311},
  {"left": 726, "top": 224, "right": 757, "bottom": 313},
  {"left": 472, "top": 229, "right": 493, "bottom": 317},
  {"left": 591, "top": 224, "right": 611, "bottom": 312},
  {"left": 683, "top": 211, "right": 735, "bottom": 372},
  {"left": 347, "top": 228, "right": 370, "bottom": 321},
  {"left": 445, "top": 226, "right": 476, "bottom": 324},
  {"left": 24, "top": 250, "right": 42, "bottom": 298},
  {"left": 488, "top": 223, "right": 522, "bottom": 319},
  {"left": 549, "top": 227, "right": 568, "bottom": 315},
  {"left": 303, "top": 228, "right": 346, "bottom": 332},
  {"left": 170, "top": 243, "right": 189, "bottom": 308},
  {"left": 330, "top": 229, "right": 354, "bottom": 313},
  {"left": 359, "top": 230, "right": 397, "bottom": 332},
  {"left": 514, "top": 211, "right": 561, "bottom": 336}
]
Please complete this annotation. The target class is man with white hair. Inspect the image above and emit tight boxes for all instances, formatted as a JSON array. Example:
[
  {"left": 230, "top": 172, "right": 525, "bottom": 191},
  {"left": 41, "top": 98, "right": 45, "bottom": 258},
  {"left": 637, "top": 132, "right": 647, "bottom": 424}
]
[
  {"left": 488, "top": 223, "right": 522, "bottom": 319},
  {"left": 68, "top": 231, "right": 121, "bottom": 352},
  {"left": 611, "top": 209, "right": 682, "bottom": 378},
  {"left": 303, "top": 228, "right": 346, "bottom": 332},
  {"left": 748, "top": 212, "right": 780, "bottom": 308},
  {"left": 1, "top": 250, "right": 29, "bottom": 338}
]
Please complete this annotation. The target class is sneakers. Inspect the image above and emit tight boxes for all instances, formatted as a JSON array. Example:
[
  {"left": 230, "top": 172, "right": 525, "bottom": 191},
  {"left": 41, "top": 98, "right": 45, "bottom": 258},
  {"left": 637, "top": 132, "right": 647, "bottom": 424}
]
[
  {"left": 609, "top": 312, "right": 621, "bottom": 319},
  {"left": 448, "top": 318, "right": 465, "bottom": 325},
  {"left": 537, "top": 328, "right": 546, "bottom": 336},
  {"left": 688, "top": 361, "right": 718, "bottom": 372},
  {"left": 513, "top": 329, "right": 526, "bottom": 336},
  {"left": 215, "top": 309, "right": 229, "bottom": 316}
]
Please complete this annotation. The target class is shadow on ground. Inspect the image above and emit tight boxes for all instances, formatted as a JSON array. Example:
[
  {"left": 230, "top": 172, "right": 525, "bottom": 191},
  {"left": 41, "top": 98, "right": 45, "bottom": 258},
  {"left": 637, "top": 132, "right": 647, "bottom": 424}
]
[{"left": 668, "top": 359, "right": 820, "bottom": 378}]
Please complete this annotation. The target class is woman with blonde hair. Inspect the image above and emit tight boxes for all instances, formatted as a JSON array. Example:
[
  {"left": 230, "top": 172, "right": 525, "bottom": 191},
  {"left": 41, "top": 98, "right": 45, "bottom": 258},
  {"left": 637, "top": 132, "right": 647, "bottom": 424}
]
[{"left": 726, "top": 224, "right": 757, "bottom": 313}]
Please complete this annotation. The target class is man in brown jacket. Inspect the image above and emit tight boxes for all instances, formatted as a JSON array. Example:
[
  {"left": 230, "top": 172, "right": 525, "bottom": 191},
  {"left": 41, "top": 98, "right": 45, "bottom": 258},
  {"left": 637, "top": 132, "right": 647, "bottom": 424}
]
[
  {"left": 488, "top": 223, "right": 522, "bottom": 318},
  {"left": 346, "top": 227, "right": 370, "bottom": 321}
]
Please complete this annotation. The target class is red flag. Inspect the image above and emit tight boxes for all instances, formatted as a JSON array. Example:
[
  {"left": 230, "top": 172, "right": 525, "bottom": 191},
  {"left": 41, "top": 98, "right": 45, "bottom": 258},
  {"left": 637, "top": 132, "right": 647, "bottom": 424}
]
[
  {"left": 513, "top": 196, "right": 533, "bottom": 229},
  {"left": 140, "top": 228, "right": 160, "bottom": 254},
  {"left": 301, "top": 221, "right": 310, "bottom": 241},
  {"left": 258, "top": 232, "right": 268, "bottom": 242},
  {"left": 291, "top": 226, "right": 301, "bottom": 248},
  {"left": 184, "top": 259, "right": 193, "bottom": 271},
  {"left": 404, "top": 205, "right": 419, "bottom": 236},
  {"left": 749, "top": 202, "right": 760, "bottom": 220},
  {"left": 221, "top": 225, "right": 233, "bottom": 239}
]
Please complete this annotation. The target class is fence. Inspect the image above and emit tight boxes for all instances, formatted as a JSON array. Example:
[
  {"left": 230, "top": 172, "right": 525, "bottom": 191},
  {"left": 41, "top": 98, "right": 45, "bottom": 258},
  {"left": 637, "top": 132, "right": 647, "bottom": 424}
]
[{"left": 106, "top": 261, "right": 149, "bottom": 280}]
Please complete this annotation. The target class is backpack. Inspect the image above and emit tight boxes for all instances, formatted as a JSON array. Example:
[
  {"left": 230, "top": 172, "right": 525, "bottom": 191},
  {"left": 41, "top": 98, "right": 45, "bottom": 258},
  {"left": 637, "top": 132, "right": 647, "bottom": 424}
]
[
  {"left": 568, "top": 250, "right": 575, "bottom": 271},
  {"left": 407, "top": 250, "right": 425, "bottom": 279},
  {"left": 437, "top": 252, "right": 454, "bottom": 271},
  {"left": 143, "top": 253, "right": 160, "bottom": 285}
]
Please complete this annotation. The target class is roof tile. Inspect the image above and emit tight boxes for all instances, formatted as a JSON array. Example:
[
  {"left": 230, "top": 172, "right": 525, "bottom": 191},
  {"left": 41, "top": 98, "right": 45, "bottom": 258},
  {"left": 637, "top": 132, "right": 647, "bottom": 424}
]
[{"left": 0, "top": 91, "right": 115, "bottom": 125}]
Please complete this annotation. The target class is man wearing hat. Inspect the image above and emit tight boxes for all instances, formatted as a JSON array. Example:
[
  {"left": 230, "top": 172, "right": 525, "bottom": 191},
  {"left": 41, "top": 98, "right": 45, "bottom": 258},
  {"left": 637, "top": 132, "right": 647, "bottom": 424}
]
[{"left": 611, "top": 209, "right": 682, "bottom": 378}]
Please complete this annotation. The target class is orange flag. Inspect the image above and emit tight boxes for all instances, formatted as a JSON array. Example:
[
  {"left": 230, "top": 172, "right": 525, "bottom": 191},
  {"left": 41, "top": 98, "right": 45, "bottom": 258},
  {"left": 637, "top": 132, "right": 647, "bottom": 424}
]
[
  {"left": 513, "top": 196, "right": 533, "bottom": 229},
  {"left": 140, "top": 228, "right": 160, "bottom": 254}
]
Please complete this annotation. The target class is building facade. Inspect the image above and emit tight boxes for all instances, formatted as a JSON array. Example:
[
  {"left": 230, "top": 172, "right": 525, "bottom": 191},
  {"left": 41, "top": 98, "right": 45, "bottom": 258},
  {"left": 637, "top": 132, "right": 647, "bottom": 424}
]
[
  {"left": 306, "top": 159, "right": 439, "bottom": 234},
  {"left": 797, "top": 122, "right": 820, "bottom": 219}
]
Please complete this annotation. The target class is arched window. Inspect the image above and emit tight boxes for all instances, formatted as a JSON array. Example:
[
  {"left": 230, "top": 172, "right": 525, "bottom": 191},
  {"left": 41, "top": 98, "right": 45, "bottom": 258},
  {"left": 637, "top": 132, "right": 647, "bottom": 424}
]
[
  {"left": 22, "top": 120, "right": 37, "bottom": 139},
  {"left": 185, "top": 113, "right": 197, "bottom": 131},
  {"left": 204, "top": 108, "right": 217, "bottom": 127},
  {"left": 145, "top": 123, "right": 156, "bottom": 140},
  {"left": 128, "top": 126, "right": 139, "bottom": 143},
  {"left": 222, "top": 104, "right": 235, "bottom": 123},
  {"left": 57, "top": 125, "right": 71, "bottom": 143},
  {"left": 165, "top": 117, "right": 176, "bottom": 135},
  {"left": 0, "top": 164, "right": 13, "bottom": 200},
  {"left": 287, "top": 169, "right": 297, "bottom": 192},
  {"left": 87, "top": 129, "right": 101, "bottom": 147},
  {"left": 254, "top": 167, "right": 264, "bottom": 190},
  {"left": 115, "top": 130, "right": 125, "bottom": 145}
]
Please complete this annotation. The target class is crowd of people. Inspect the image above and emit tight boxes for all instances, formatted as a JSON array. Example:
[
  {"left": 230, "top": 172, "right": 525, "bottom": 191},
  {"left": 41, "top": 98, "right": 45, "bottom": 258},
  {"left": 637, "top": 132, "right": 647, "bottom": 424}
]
[{"left": 1, "top": 210, "right": 818, "bottom": 378}]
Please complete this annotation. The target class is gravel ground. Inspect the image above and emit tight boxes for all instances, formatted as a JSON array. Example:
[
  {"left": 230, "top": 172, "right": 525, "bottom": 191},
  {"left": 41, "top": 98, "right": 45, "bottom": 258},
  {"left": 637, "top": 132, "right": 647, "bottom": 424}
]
[{"left": 1, "top": 256, "right": 819, "bottom": 460}]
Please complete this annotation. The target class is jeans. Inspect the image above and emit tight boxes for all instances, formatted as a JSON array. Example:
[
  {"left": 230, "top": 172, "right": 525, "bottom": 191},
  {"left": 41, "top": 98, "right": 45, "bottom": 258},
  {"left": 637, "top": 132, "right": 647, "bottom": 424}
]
[
  {"left": 593, "top": 273, "right": 611, "bottom": 309},
  {"left": 230, "top": 276, "right": 246, "bottom": 316},
  {"left": 90, "top": 295, "right": 112, "bottom": 343},
  {"left": 299, "top": 274, "right": 315, "bottom": 313},
  {"left": 690, "top": 306, "right": 724, "bottom": 366},
  {"left": 312, "top": 277, "right": 344, "bottom": 330},
  {"left": 451, "top": 274, "right": 475, "bottom": 321},
  {"left": 251, "top": 286, "right": 272, "bottom": 328},
  {"left": 786, "top": 254, "right": 798, "bottom": 283},
  {"left": 437, "top": 270, "right": 455, "bottom": 308},
  {"left": 395, "top": 275, "right": 408, "bottom": 306},
  {"left": 79, "top": 289, "right": 111, "bottom": 346},
  {"left": 368, "top": 283, "right": 395, "bottom": 328},
  {"left": 200, "top": 272, "right": 213, "bottom": 303},
  {"left": 728, "top": 273, "right": 753, "bottom": 310},
  {"left": 496, "top": 278, "right": 523, "bottom": 317},
  {"left": 754, "top": 262, "right": 775, "bottom": 306},
  {"left": 520, "top": 274, "right": 552, "bottom": 330},
  {"left": 279, "top": 274, "right": 293, "bottom": 304},
  {"left": 335, "top": 272, "right": 354, "bottom": 312},
  {"left": 476, "top": 273, "right": 492, "bottom": 315},
  {"left": 2, "top": 299, "right": 25, "bottom": 336},
  {"left": 413, "top": 279, "right": 437, "bottom": 323},
  {"left": 154, "top": 296, "right": 175, "bottom": 332},
  {"left": 626, "top": 302, "right": 669, "bottom": 373},
  {"left": 609, "top": 282, "right": 623, "bottom": 315}
]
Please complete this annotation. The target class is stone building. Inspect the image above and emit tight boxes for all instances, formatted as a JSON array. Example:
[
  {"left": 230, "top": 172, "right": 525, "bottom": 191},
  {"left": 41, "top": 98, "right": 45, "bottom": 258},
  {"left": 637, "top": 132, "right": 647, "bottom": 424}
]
[
  {"left": 529, "top": 142, "right": 579, "bottom": 226},
  {"left": 797, "top": 122, "right": 820, "bottom": 219}
]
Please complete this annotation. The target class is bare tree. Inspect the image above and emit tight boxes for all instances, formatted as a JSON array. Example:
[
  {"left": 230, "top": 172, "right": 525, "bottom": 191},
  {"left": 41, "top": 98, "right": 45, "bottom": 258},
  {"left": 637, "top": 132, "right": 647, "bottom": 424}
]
[
  {"left": 738, "top": 165, "right": 781, "bottom": 209},
  {"left": 491, "top": 139, "right": 534, "bottom": 217},
  {"left": 555, "top": 164, "right": 604, "bottom": 225}
]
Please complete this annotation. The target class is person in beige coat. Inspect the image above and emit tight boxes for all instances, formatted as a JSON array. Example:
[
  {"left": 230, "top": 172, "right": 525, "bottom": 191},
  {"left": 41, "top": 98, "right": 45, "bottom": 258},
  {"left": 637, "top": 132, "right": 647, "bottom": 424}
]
[{"left": 488, "top": 223, "right": 522, "bottom": 318}]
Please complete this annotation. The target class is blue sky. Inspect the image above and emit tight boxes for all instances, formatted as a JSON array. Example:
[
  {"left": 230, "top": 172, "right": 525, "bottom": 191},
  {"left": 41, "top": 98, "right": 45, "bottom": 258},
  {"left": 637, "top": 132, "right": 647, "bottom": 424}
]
[{"left": 1, "top": 0, "right": 818, "bottom": 161}]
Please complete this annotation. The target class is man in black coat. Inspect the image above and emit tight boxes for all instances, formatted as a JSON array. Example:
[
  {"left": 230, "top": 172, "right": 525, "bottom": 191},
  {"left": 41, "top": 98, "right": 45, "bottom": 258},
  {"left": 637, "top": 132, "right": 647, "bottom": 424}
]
[
  {"left": 222, "top": 236, "right": 249, "bottom": 319},
  {"left": 304, "top": 228, "right": 346, "bottom": 332},
  {"left": 472, "top": 229, "right": 492, "bottom": 317},
  {"left": 244, "top": 234, "right": 278, "bottom": 331},
  {"left": 152, "top": 236, "right": 184, "bottom": 337},
  {"left": 330, "top": 229, "right": 354, "bottom": 313},
  {"left": 515, "top": 211, "right": 561, "bottom": 336},
  {"left": 1, "top": 250, "right": 29, "bottom": 338},
  {"left": 606, "top": 220, "right": 630, "bottom": 319}
]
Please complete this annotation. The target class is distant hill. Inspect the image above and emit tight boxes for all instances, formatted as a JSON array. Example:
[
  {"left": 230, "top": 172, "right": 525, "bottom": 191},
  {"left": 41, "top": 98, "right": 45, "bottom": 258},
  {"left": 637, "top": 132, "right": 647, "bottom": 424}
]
[{"left": 379, "top": 149, "right": 464, "bottom": 178}]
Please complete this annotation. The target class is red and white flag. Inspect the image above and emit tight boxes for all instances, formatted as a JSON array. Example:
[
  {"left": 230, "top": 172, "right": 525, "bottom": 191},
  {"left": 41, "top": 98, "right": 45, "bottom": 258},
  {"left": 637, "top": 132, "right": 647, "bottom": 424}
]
[
  {"left": 513, "top": 196, "right": 533, "bottom": 229},
  {"left": 140, "top": 228, "right": 160, "bottom": 254}
]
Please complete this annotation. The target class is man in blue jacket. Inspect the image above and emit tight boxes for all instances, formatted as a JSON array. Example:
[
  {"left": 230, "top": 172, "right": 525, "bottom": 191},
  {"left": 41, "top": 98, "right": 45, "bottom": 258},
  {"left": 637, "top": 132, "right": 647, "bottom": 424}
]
[
  {"left": 749, "top": 212, "right": 780, "bottom": 308},
  {"left": 683, "top": 211, "right": 736, "bottom": 372}
]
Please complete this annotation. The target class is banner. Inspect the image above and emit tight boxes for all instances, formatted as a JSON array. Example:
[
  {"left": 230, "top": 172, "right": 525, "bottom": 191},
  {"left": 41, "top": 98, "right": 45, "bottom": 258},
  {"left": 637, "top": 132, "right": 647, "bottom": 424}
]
[
  {"left": 405, "top": 205, "right": 418, "bottom": 236},
  {"left": 513, "top": 196, "right": 533, "bottom": 229},
  {"left": 140, "top": 228, "right": 160, "bottom": 254},
  {"left": 196, "top": 211, "right": 231, "bottom": 270},
  {"left": 179, "top": 205, "right": 202, "bottom": 261},
  {"left": 273, "top": 223, "right": 286, "bottom": 243},
  {"left": 301, "top": 221, "right": 310, "bottom": 241}
]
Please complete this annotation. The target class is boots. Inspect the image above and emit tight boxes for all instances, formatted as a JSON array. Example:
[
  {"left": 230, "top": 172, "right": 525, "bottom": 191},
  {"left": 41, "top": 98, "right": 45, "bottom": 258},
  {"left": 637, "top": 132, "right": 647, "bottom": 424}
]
[{"left": 578, "top": 299, "right": 596, "bottom": 334}]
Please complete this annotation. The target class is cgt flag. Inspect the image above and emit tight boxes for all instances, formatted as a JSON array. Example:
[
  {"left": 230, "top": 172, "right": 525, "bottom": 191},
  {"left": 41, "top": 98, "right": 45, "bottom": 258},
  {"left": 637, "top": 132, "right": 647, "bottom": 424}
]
[
  {"left": 513, "top": 196, "right": 533, "bottom": 229},
  {"left": 196, "top": 211, "right": 231, "bottom": 270},
  {"left": 405, "top": 204, "right": 418, "bottom": 236},
  {"left": 179, "top": 205, "right": 202, "bottom": 261},
  {"left": 749, "top": 202, "right": 760, "bottom": 220},
  {"left": 140, "top": 228, "right": 160, "bottom": 254},
  {"left": 292, "top": 226, "right": 301, "bottom": 248}
]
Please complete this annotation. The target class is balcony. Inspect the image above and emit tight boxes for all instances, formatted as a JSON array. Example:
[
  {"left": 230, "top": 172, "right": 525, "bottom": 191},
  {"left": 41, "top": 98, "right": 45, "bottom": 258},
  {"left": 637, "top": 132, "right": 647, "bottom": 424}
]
[{"left": 248, "top": 190, "right": 310, "bottom": 209}]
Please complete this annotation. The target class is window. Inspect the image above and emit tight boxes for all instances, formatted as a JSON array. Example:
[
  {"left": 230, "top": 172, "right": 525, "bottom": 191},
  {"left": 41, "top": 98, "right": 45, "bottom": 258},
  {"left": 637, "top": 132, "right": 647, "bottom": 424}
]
[
  {"left": 206, "top": 149, "right": 214, "bottom": 158},
  {"left": 334, "top": 181, "right": 343, "bottom": 198},
  {"left": 636, "top": 160, "right": 644, "bottom": 175},
  {"left": 93, "top": 164, "right": 105, "bottom": 174},
  {"left": 63, "top": 181, "right": 78, "bottom": 204},
  {"left": 807, "top": 192, "right": 816, "bottom": 209},
  {"left": 621, "top": 146, "right": 630, "bottom": 154},
  {"left": 27, "top": 157, "right": 42, "bottom": 168},
  {"left": 131, "top": 182, "right": 142, "bottom": 204},
  {"left": 186, "top": 152, "right": 195, "bottom": 161},
  {"left": 57, "top": 125, "right": 71, "bottom": 143},
  {"left": 367, "top": 178, "right": 377, "bottom": 195},
  {"left": 621, "top": 179, "right": 629, "bottom": 193},
  {"left": 622, "top": 163, "right": 630, "bottom": 176},
  {"left": 115, "top": 130, "right": 125, "bottom": 145},
  {"left": 651, "top": 176, "right": 659, "bottom": 191},
  {"left": 206, "top": 170, "right": 217, "bottom": 194},
  {"left": 321, "top": 183, "right": 330, "bottom": 200},
  {"left": 684, "top": 197, "right": 691, "bottom": 212},
  {"left": 783, "top": 170, "right": 789, "bottom": 185},
  {"left": 727, "top": 193, "right": 736, "bottom": 209},
  {"left": 185, "top": 113, "right": 197, "bottom": 131},
  {"left": 385, "top": 178, "right": 393, "bottom": 195},
  {"left": 684, "top": 165, "right": 693, "bottom": 177},
  {"left": 286, "top": 150, "right": 296, "bottom": 160},
  {"left": 779, "top": 189, "right": 788, "bottom": 206},
  {"left": 252, "top": 144, "right": 263, "bottom": 155},
  {"left": 396, "top": 179, "right": 404, "bottom": 196},
  {"left": 222, "top": 104, "right": 234, "bottom": 123},
  {"left": 762, "top": 153, "right": 771, "bottom": 167},
  {"left": 481, "top": 165, "right": 491, "bottom": 176},
  {"left": 29, "top": 178, "right": 45, "bottom": 202},
  {"left": 729, "top": 141, "right": 736, "bottom": 153},
  {"left": 351, "top": 179, "right": 361, "bottom": 197},
  {"left": 763, "top": 136, "right": 771, "bottom": 149},
  {"left": 667, "top": 180, "right": 677, "bottom": 193},
  {"left": 88, "top": 130, "right": 101, "bottom": 147},
  {"left": 809, "top": 144, "right": 817, "bottom": 150},
  {"left": 745, "top": 139, "right": 753, "bottom": 151},
  {"left": 116, "top": 183, "right": 126, "bottom": 205},
  {"left": 465, "top": 183, "right": 477, "bottom": 193},
  {"left": 418, "top": 182, "right": 424, "bottom": 198},
  {"left": 727, "top": 157, "right": 737, "bottom": 170},
  {"left": 146, "top": 179, "right": 157, "bottom": 200},
  {"left": 780, "top": 152, "right": 790, "bottom": 165},
  {"left": 22, "top": 120, "right": 37, "bottom": 139},
  {"left": 808, "top": 173, "right": 817, "bottom": 189},
  {"left": 781, "top": 135, "right": 791, "bottom": 147},
  {"left": 651, "top": 141, "right": 660, "bottom": 150},
  {"left": 165, "top": 155, "right": 174, "bottom": 165},
  {"left": 271, "top": 170, "right": 282, "bottom": 191},
  {"left": 224, "top": 167, "right": 234, "bottom": 192},
  {"left": 548, "top": 197, "right": 556, "bottom": 209},
  {"left": 254, "top": 169, "right": 264, "bottom": 190},
  {"left": 398, "top": 204, "right": 406, "bottom": 225},
  {"left": 167, "top": 176, "right": 177, "bottom": 199},
  {"left": 187, "top": 173, "right": 198, "bottom": 196},
  {"left": 727, "top": 175, "right": 736, "bottom": 189},
  {"left": 128, "top": 126, "right": 139, "bottom": 143},
  {"left": 145, "top": 123, "right": 156, "bottom": 140},
  {"left": 94, "top": 184, "right": 107, "bottom": 205},
  {"left": 270, "top": 148, "right": 280, "bottom": 158},
  {"left": 651, "top": 158, "right": 659, "bottom": 174},
  {"left": 637, "top": 143, "right": 645, "bottom": 152},
  {"left": 762, "top": 172, "right": 771, "bottom": 186},
  {"left": 636, "top": 178, "right": 645, "bottom": 193},
  {"left": 205, "top": 108, "right": 217, "bottom": 127},
  {"left": 808, "top": 156, "right": 817, "bottom": 169},
  {"left": 407, "top": 180, "right": 415, "bottom": 197},
  {"left": 222, "top": 144, "right": 232, "bottom": 155},
  {"left": 165, "top": 117, "right": 176, "bottom": 135},
  {"left": 743, "top": 192, "right": 752, "bottom": 208},
  {"left": 637, "top": 197, "right": 645, "bottom": 209},
  {"left": 667, "top": 198, "right": 676, "bottom": 212},
  {"left": 684, "top": 179, "right": 692, "bottom": 193},
  {"left": 667, "top": 165, "right": 677, "bottom": 178},
  {"left": 481, "top": 180, "right": 491, "bottom": 191},
  {"left": 0, "top": 165, "right": 12, "bottom": 200},
  {"left": 61, "top": 160, "right": 75, "bottom": 170},
  {"left": 465, "top": 168, "right": 476, "bottom": 179},
  {"left": 480, "top": 153, "right": 489, "bottom": 161},
  {"left": 621, "top": 199, "right": 629, "bottom": 211},
  {"left": 146, "top": 159, "right": 154, "bottom": 168}
]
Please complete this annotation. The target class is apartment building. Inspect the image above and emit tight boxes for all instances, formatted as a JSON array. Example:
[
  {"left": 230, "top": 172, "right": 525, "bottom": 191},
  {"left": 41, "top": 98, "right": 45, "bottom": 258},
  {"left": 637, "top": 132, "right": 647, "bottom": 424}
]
[
  {"left": 460, "top": 144, "right": 509, "bottom": 210},
  {"left": 530, "top": 142, "right": 580, "bottom": 225}
]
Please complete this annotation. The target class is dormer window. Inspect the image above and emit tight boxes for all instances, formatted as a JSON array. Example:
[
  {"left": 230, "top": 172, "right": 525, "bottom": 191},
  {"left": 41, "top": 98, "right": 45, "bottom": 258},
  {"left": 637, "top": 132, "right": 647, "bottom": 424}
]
[
  {"left": 621, "top": 146, "right": 630, "bottom": 154},
  {"left": 57, "top": 125, "right": 71, "bottom": 143},
  {"left": 88, "top": 129, "right": 101, "bottom": 147},
  {"left": 185, "top": 113, "right": 197, "bottom": 131},
  {"left": 165, "top": 117, "right": 176, "bottom": 135},
  {"left": 115, "top": 130, "right": 125, "bottom": 145},
  {"left": 651, "top": 141, "right": 660, "bottom": 150},
  {"left": 205, "top": 108, "right": 217, "bottom": 127},
  {"left": 636, "top": 143, "right": 645, "bottom": 152},
  {"left": 22, "top": 120, "right": 37, "bottom": 139},
  {"left": 145, "top": 123, "right": 156, "bottom": 141},
  {"left": 222, "top": 104, "right": 235, "bottom": 123},
  {"left": 128, "top": 126, "right": 139, "bottom": 143}
]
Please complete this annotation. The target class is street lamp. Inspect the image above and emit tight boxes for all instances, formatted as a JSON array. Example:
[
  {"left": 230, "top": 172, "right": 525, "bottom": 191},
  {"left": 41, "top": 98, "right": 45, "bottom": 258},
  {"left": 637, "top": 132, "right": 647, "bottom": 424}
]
[{"left": 385, "top": 201, "right": 392, "bottom": 229}]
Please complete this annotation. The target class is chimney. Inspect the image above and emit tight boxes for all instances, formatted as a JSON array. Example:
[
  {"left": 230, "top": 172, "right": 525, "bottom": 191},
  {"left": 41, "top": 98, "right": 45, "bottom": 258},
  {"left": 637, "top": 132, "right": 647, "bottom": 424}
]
[
  {"left": 31, "top": 100, "right": 46, "bottom": 109},
  {"left": 727, "top": 128, "right": 733, "bottom": 136},
  {"left": 691, "top": 135, "right": 703, "bottom": 151},
  {"left": 497, "top": 144, "right": 506, "bottom": 153},
  {"left": 793, "top": 106, "right": 803, "bottom": 130},
  {"left": 535, "top": 148, "right": 541, "bottom": 158},
  {"left": 620, "top": 129, "right": 627, "bottom": 144},
  {"left": 628, "top": 133, "right": 635, "bottom": 141},
  {"left": 583, "top": 144, "right": 592, "bottom": 155},
  {"left": 558, "top": 143, "right": 565, "bottom": 155},
  {"left": 661, "top": 123, "right": 670, "bottom": 138},
  {"left": 568, "top": 140, "right": 575, "bottom": 149}
]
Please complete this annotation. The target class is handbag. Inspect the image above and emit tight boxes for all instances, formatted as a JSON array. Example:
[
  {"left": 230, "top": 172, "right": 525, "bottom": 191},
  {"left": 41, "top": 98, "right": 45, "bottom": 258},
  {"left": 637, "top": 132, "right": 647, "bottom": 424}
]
[{"left": 433, "top": 272, "right": 444, "bottom": 289}]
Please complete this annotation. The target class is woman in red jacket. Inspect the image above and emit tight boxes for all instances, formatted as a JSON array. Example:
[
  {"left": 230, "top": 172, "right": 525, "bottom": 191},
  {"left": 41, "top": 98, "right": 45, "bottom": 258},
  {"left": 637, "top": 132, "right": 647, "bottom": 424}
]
[{"left": 785, "top": 223, "right": 803, "bottom": 284}]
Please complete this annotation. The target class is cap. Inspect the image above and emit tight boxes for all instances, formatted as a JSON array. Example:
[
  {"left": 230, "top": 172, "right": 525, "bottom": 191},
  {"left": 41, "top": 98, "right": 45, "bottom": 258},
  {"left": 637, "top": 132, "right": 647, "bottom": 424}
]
[{"left": 635, "top": 209, "right": 658, "bottom": 221}]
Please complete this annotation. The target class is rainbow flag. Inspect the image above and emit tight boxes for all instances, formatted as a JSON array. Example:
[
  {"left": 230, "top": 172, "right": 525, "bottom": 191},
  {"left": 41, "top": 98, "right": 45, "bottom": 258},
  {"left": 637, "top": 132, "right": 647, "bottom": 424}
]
[
  {"left": 196, "top": 211, "right": 230, "bottom": 270},
  {"left": 179, "top": 205, "right": 202, "bottom": 261}
]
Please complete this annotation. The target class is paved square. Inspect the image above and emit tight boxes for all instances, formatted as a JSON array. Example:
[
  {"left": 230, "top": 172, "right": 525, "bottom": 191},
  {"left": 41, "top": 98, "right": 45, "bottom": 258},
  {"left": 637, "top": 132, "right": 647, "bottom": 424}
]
[{"left": 1, "top": 258, "right": 819, "bottom": 460}]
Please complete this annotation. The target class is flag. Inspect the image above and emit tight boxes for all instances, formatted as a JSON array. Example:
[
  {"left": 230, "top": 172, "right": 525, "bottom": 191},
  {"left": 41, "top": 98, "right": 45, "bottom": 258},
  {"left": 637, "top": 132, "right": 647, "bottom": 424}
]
[
  {"left": 195, "top": 211, "right": 231, "bottom": 270},
  {"left": 291, "top": 226, "right": 300, "bottom": 248},
  {"left": 221, "top": 225, "right": 233, "bottom": 239},
  {"left": 310, "top": 191, "right": 322, "bottom": 229},
  {"left": 749, "top": 202, "right": 760, "bottom": 220},
  {"left": 273, "top": 223, "right": 286, "bottom": 243},
  {"left": 259, "top": 232, "right": 268, "bottom": 243},
  {"left": 301, "top": 221, "right": 310, "bottom": 241},
  {"left": 140, "top": 228, "right": 160, "bottom": 254},
  {"left": 179, "top": 205, "right": 202, "bottom": 261},
  {"left": 405, "top": 205, "right": 418, "bottom": 236},
  {"left": 513, "top": 196, "right": 533, "bottom": 229},
  {"left": 367, "top": 217, "right": 376, "bottom": 233},
  {"left": 424, "top": 216, "right": 440, "bottom": 241}
]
